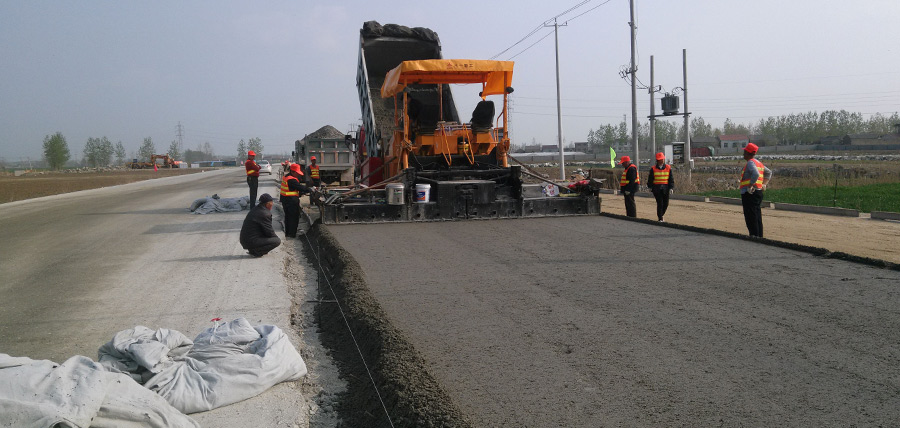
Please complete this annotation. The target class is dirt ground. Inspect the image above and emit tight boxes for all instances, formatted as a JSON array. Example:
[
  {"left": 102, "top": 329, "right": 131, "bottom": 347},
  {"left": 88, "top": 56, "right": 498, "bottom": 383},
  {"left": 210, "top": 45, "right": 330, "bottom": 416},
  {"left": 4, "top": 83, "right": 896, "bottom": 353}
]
[
  {"left": 0, "top": 169, "right": 204, "bottom": 203},
  {"left": 601, "top": 194, "right": 900, "bottom": 264}
]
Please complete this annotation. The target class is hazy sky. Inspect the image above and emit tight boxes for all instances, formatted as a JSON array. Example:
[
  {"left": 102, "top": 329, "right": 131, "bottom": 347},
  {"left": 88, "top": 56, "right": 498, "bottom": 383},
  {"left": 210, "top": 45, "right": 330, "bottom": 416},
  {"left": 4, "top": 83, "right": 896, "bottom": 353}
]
[{"left": 2, "top": 0, "right": 899, "bottom": 160}]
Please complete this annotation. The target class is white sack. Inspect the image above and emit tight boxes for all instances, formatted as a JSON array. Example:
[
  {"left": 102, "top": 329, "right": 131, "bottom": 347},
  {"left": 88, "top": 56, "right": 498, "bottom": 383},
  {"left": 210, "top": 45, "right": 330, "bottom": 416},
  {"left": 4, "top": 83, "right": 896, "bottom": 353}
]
[
  {"left": 0, "top": 353, "right": 199, "bottom": 428},
  {"left": 98, "top": 318, "right": 307, "bottom": 414}
]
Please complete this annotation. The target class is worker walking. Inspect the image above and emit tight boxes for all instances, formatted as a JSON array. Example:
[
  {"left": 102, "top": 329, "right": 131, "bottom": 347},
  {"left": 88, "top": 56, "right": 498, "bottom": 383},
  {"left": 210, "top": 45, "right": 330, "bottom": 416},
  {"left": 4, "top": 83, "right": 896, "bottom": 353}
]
[
  {"left": 647, "top": 152, "right": 674, "bottom": 222},
  {"left": 305, "top": 156, "right": 321, "bottom": 188},
  {"left": 245, "top": 150, "right": 261, "bottom": 205},
  {"left": 240, "top": 193, "right": 281, "bottom": 257},
  {"left": 739, "top": 143, "right": 773, "bottom": 237},
  {"left": 280, "top": 163, "right": 311, "bottom": 238},
  {"left": 618, "top": 155, "right": 640, "bottom": 217}
]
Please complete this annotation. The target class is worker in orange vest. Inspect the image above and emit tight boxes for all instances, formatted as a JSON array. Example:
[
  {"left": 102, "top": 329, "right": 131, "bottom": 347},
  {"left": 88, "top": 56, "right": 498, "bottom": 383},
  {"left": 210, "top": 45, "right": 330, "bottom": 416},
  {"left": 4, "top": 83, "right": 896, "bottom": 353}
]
[
  {"left": 647, "top": 152, "right": 675, "bottom": 222},
  {"left": 305, "top": 156, "right": 321, "bottom": 188},
  {"left": 245, "top": 150, "right": 261, "bottom": 205},
  {"left": 618, "top": 155, "right": 640, "bottom": 217},
  {"left": 740, "top": 143, "right": 773, "bottom": 237},
  {"left": 280, "top": 163, "right": 311, "bottom": 238}
]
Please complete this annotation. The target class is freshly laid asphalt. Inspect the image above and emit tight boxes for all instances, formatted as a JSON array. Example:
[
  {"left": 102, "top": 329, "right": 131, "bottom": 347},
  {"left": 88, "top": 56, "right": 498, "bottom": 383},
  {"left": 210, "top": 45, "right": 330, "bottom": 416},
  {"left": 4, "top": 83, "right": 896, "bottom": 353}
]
[{"left": 328, "top": 217, "right": 900, "bottom": 427}]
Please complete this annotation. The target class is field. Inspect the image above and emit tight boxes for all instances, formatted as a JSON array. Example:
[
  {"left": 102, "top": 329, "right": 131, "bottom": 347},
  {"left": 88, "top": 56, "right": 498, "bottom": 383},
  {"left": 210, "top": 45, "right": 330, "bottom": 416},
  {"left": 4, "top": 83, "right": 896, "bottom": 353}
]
[
  {"left": 0, "top": 169, "right": 205, "bottom": 203},
  {"left": 529, "top": 157, "right": 900, "bottom": 213}
]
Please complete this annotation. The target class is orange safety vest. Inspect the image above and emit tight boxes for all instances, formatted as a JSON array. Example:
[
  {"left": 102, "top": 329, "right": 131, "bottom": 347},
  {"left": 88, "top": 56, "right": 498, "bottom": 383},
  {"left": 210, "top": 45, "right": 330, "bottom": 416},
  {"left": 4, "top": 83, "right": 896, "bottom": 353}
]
[
  {"left": 280, "top": 175, "right": 299, "bottom": 197},
  {"left": 740, "top": 158, "right": 765, "bottom": 190},
  {"left": 620, "top": 164, "right": 640, "bottom": 186},
  {"left": 651, "top": 164, "right": 671, "bottom": 185},
  {"left": 245, "top": 159, "right": 260, "bottom": 176},
  {"left": 309, "top": 164, "right": 320, "bottom": 179}
]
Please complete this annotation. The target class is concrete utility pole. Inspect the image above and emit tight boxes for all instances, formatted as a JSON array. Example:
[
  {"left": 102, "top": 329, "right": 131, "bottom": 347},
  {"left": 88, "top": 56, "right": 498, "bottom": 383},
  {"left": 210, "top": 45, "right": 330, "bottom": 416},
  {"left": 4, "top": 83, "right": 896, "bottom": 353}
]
[
  {"left": 649, "top": 55, "right": 656, "bottom": 156},
  {"left": 545, "top": 18, "right": 568, "bottom": 180},
  {"left": 629, "top": 0, "right": 639, "bottom": 176},
  {"left": 683, "top": 49, "right": 692, "bottom": 181}
]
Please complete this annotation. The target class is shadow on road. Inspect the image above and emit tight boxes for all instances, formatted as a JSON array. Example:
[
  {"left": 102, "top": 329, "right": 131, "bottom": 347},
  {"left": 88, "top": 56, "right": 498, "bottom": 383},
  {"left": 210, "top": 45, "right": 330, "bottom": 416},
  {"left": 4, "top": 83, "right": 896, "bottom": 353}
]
[
  {"left": 145, "top": 220, "right": 241, "bottom": 234},
  {"left": 165, "top": 254, "right": 249, "bottom": 262}
]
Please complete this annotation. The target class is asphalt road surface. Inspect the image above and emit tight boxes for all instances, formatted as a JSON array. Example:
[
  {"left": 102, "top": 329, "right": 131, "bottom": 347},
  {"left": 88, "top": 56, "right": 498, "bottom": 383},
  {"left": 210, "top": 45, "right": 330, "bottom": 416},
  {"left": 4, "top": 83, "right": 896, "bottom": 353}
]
[
  {"left": 328, "top": 217, "right": 900, "bottom": 427},
  {"left": 0, "top": 169, "right": 323, "bottom": 427}
]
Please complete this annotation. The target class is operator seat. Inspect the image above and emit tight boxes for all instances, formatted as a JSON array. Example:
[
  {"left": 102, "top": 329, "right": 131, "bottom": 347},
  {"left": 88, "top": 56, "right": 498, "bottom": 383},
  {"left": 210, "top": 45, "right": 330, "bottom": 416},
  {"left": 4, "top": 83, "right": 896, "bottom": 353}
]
[{"left": 470, "top": 100, "right": 495, "bottom": 131}]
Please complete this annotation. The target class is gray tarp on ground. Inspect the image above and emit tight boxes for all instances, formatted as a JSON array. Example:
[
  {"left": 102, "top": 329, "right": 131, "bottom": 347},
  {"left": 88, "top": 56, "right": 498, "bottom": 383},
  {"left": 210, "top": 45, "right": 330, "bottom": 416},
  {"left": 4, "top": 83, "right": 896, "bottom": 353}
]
[
  {"left": 189, "top": 194, "right": 251, "bottom": 214},
  {"left": 98, "top": 318, "right": 307, "bottom": 414},
  {"left": 0, "top": 353, "right": 199, "bottom": 428}
]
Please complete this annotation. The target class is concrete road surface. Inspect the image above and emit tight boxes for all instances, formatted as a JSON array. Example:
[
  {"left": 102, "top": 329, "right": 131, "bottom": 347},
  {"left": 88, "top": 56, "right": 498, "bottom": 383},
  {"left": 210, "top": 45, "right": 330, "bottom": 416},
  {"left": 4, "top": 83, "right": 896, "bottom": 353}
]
[
  {"left": 329, "top": 218, "right": 900, "bottom": 427},
  {"left": 0, "top": 169, "right": 323, "bottom": 427}
]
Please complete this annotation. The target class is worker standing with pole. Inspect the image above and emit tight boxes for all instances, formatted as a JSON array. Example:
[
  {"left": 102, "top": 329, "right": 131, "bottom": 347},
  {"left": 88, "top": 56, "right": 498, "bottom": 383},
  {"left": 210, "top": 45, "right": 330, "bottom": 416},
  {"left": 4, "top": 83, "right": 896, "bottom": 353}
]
[
  {"left": 245, "top": 150, "right": 261, "bottom": 205},
  {"left": 618, "top": 155, "right": 640, "bottom": 217},
  {"left": 648, "top": 152, "right": 674, "bottom": 222},
  {"left": 739, "top": 143, "right": 773, "bottom": 237},
  {"left": 280, "top": 163, "right": 310, "bottom": 238}
]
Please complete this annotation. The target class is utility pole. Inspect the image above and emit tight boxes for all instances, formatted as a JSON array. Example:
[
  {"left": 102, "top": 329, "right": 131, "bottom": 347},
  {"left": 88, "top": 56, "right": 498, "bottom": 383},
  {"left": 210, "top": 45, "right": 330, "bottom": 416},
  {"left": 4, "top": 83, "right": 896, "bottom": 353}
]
[
  {"left": 683, "top": 49, "right": 691, "bottom": 182},
  {"left": 649, "top": 55, "right": 656, "bottom": 156},
  {"left": 629, "top": 0, "right": 639, "bottom": 176},
  {"left": 545, "top": 18, "right": 567, "bottom": 180}
]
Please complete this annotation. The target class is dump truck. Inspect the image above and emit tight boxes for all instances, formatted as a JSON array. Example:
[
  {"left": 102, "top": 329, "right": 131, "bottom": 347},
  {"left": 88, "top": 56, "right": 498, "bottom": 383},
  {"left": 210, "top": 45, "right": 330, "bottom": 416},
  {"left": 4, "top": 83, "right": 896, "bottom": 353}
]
[
  {"left": 314, "top": 21, "right": 602, "bottom": 224},
  {"left": 293, "top": 125, "right": 356, "bottom": 186}
]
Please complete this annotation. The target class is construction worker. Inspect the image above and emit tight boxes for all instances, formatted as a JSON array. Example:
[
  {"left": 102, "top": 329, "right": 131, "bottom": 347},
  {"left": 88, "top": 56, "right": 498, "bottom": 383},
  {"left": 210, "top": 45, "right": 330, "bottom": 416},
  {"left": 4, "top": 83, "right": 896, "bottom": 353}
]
[
  {"left": 647, "top": 152, "right": 675, "bottom": 222},
  {"left": 239, "top": 193, "right": 281, "bottom": 257},
  {"left": 305, "top": 156, "right": 321, "bottom": 188},
  {"left": 280, "top": 163, "right": 311, "bottom": 238},
  {"left": 618, "top": 155, "right": 640, "bottom": 217},
  {"left": 740, "top": 143, "right": 773, "bottom": 237},
  {"left": 245, "top": 150, "right": 261, "bottom": 205}
]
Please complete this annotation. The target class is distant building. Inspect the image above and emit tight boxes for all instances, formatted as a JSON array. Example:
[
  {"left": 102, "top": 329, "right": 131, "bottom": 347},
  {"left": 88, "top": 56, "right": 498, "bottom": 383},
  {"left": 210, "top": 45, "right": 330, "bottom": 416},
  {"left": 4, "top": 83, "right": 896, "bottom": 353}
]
[
  {"left": 541, "top": 144, "right": 558, "bottom": 152},
  {"left": 573, "top": 142, "right": 589, "bottom": 152},
  {"left": 718, "top": 134, "right": 749, "bottom": 149}
]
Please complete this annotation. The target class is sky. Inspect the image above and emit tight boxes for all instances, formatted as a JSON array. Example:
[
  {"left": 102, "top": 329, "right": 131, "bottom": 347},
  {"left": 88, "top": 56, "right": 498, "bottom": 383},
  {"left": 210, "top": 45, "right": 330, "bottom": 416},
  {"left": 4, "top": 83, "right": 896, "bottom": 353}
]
[{"left": 2, "top": 0, "right": 899, "bottom": 161}]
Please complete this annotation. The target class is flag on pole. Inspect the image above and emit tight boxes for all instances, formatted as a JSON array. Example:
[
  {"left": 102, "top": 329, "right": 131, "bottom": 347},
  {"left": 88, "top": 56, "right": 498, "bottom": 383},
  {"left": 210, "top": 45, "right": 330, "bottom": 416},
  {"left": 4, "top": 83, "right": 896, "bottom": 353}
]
[{"left": 610, "top": 147, "right": 617, "bottom": 168}]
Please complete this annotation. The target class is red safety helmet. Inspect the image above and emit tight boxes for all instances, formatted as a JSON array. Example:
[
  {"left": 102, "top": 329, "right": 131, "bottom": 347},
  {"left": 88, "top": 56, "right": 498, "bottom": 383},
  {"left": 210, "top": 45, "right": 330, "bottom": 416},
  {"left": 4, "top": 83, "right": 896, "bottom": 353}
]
[
  {"left": 289, "top": 163, "right": 304, "bottom": 175},
  {"left": 744, "top": 143, "right": 758, "bottom": 154},
  {"left": 248, "top": 150, "right": 256, "bottom": 157},
  {"left": 310, "top": 156, "right": 316, "bottom": 161},
  {"left": 655, "top": 152, "right": 665, "bottom": 161},
  {"left": 618, "top": 155, "right": 631, "bottom": 164}
]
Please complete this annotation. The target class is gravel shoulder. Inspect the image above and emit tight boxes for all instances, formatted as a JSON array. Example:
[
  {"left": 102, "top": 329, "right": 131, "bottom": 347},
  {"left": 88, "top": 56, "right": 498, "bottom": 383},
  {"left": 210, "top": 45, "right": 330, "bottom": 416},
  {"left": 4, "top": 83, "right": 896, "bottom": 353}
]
[{"left": 602, "top": 193, "right": 900, "bottom": 264}]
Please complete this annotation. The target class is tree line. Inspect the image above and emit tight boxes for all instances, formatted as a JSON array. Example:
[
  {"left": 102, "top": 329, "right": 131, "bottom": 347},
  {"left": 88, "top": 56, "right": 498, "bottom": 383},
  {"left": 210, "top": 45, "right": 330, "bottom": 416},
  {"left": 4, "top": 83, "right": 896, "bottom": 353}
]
[
  {"left": 584, "top": 110, "right": 899, "bottom": 153},
  {"left": 40, "top": 133, "right": 223, "bottom": 170}
]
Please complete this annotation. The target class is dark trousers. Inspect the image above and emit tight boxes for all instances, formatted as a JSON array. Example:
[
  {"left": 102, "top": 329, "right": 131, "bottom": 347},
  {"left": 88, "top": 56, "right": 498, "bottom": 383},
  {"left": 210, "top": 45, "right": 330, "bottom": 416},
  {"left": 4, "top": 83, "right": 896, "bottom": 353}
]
[
  {"left": 282, "top": 196, "right": 300, "bottom": 237},
  {"left": 623, "top": 192, "right": 637, "bottom": 217},
  {"left": 247, "top": 176, "right": 259, "bottom": 205},
  {"left": 653, "top": 187, "right": 670, "bottom": 220},
  {"left": 741, "top": 190, "right": 764, "bottom": 237},
  {"left": 246, "top": 236, "right": 281, "bottom": 257}
]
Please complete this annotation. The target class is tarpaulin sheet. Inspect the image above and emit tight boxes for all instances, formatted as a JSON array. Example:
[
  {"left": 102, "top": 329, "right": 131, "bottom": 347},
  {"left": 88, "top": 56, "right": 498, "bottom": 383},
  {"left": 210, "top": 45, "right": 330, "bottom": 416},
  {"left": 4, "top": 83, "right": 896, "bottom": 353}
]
[
  {"left": 189, "top": 194, "right": 251, "bottom": 214},
  {"left": 98, "top": 318, "right": 307, "bottom": 414},
  {"left": 0, "top": 354, "right": 199, "bottom": 428}
]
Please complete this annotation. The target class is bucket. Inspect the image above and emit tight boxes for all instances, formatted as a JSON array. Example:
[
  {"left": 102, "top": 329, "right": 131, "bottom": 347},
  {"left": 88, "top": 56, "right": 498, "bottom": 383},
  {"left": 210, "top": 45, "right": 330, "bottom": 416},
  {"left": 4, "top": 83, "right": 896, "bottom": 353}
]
[
  {"left": 415, "top": 184, "right": 431, "bottom": 203},
  {"left": 386, "top": 183, "right": 405, "bottom": 205}
]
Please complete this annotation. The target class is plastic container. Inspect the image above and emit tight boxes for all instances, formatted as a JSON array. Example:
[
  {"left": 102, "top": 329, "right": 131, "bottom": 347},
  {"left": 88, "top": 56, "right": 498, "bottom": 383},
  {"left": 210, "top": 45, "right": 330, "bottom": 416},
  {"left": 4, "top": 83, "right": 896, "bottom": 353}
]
[
  {"left": 386, "top": 183, "right": 405, "bottom": 205},
  {"left": 415, "top": 184, "right": 431, "bottom": 203}
]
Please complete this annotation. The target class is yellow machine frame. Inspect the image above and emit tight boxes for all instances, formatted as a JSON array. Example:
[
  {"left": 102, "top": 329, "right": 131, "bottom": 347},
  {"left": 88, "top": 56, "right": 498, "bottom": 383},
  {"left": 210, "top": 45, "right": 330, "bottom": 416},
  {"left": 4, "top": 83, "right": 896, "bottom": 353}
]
[{"left": 380, "top": 59, "right": 514, "bottom": 178}]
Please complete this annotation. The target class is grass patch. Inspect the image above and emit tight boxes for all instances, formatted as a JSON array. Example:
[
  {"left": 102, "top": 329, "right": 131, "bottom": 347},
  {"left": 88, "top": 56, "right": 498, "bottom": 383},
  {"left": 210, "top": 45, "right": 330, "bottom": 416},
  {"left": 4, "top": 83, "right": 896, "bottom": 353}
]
[{"left": 697, "top": 182, "right": 900, "bottom": 213}]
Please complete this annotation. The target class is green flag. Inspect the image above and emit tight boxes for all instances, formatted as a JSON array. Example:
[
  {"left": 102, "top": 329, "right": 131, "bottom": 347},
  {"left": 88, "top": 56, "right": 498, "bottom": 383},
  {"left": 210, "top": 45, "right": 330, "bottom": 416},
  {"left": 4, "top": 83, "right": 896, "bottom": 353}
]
[{"left": 610, "top": 147, "right": 617, "bottom": 168}]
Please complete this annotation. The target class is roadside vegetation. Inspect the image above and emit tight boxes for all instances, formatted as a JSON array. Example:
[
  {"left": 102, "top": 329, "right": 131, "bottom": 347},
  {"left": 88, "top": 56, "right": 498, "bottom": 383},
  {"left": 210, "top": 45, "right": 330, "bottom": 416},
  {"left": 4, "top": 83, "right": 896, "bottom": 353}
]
[{"left": 698, "top": 182, "right": 900, "bottom": 213}]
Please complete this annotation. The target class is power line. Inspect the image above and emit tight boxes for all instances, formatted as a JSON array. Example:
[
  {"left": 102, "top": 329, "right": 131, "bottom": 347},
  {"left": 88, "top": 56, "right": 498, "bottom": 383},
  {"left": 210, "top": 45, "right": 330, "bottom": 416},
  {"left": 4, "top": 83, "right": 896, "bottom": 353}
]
[{"left": 490, "top": 0, "right": 612, "bottom": 60}]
